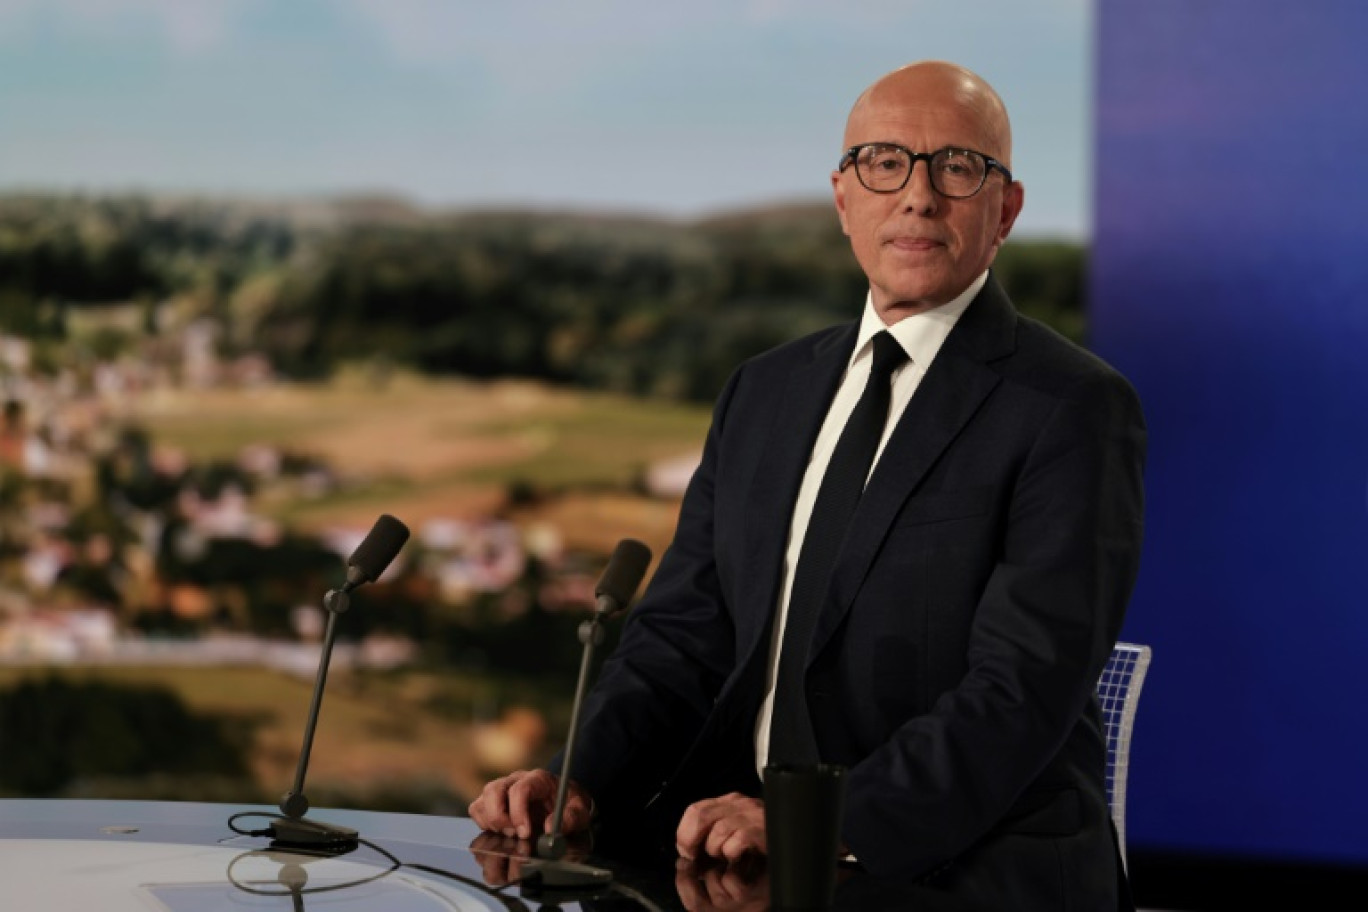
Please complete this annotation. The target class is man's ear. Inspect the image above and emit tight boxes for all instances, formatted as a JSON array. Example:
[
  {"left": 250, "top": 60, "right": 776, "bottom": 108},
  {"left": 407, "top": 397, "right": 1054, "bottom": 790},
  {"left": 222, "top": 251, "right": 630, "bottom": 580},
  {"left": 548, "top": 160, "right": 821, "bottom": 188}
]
[
  {"left": 832, "top": 171, "right": 852, "bottom": 236},
  {"left": 995, "top": 180, "right": 1025, "bottom": 247}
]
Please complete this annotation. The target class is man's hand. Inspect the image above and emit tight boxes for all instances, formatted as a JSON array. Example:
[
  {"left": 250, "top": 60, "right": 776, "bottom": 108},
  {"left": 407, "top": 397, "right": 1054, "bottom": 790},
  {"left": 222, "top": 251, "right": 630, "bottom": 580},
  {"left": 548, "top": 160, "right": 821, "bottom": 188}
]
[
  {"left": 467, "top": 769, "right": 593, "bottom": 840},
  {"left": 675, "top": 793, "right": 767, "bottom": 863}
]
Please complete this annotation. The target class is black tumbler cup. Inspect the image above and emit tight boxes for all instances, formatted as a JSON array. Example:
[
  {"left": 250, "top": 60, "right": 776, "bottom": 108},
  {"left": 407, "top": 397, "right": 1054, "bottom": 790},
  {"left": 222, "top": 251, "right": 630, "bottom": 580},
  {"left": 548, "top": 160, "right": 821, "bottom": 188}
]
[{"left": 763, "top": 763, "right": 848, "bottom": 911}]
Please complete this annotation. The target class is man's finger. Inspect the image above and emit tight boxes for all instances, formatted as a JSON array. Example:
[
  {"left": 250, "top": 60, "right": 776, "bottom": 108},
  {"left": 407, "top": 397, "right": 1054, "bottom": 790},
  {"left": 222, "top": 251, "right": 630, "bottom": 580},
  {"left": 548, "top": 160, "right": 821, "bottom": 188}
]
[
  {"left": 557, "top": 793, "right": 591, "bottom": 834},
  {"left": 470, "top": 776, "right": 513, "bottom": 832},
  {"left": 678, "top": 795, "right": 733, "bottom": 856},
  {"left": 506, "top": 776, "right": 535, "bottom": 839},
  {"left": 719, "top": 826, "right": 764, "bottom": 863},
  {"left": 676, "top": 801, "right": 707, "bottom": 858},
  {"left": 703, "top": 816, "right": 735, "bottom": 858},
  {"left": 508, "top": 771, "right": 552, "bottom": 839}
]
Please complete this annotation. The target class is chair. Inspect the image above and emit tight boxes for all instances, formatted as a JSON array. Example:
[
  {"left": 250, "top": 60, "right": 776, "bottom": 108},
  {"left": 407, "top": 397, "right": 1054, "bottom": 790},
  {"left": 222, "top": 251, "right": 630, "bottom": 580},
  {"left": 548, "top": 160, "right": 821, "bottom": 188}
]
[{"left": 1096, "top": 641, "right": 1152, "bottom": 869}]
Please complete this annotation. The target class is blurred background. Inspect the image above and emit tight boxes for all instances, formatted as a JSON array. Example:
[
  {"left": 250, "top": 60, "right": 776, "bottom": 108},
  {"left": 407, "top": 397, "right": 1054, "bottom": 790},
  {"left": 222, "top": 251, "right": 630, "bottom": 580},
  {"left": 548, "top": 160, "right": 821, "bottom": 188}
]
[{"left": 1, "top": 0, "right": 1364, "bottom": 905}]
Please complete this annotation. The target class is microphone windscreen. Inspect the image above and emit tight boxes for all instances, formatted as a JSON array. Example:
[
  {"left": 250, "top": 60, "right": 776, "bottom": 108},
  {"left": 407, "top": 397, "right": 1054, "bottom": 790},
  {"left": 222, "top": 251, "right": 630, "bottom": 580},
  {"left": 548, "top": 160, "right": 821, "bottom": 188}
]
[
  {"left": 348, "top": 514, "right": 411, "bottom": 582},
  {"left": 594, "top": 538, "right": 653, "bottom": 611}
]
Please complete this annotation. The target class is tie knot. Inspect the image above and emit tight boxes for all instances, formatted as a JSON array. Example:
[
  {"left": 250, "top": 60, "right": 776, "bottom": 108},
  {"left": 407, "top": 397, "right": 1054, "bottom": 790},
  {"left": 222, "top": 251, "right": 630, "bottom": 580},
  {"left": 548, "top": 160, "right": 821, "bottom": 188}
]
[{"left": 870, "top": 331, "right": 908, "bottom": 380}]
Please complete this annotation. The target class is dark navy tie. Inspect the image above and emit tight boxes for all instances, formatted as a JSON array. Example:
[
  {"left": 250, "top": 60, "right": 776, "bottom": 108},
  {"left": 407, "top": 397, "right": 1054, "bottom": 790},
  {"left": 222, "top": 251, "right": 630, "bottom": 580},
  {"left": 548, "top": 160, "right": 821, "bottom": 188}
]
[{"left": 769, "top": 330, "right": 908, "bottom": 765}]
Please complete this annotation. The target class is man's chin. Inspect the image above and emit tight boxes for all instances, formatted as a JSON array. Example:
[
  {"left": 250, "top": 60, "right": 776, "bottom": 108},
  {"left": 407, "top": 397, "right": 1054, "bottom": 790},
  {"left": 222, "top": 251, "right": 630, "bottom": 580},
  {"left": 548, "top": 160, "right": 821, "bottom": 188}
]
[{"left": 874, "top": 293, "right": 951, "bottom": 322}]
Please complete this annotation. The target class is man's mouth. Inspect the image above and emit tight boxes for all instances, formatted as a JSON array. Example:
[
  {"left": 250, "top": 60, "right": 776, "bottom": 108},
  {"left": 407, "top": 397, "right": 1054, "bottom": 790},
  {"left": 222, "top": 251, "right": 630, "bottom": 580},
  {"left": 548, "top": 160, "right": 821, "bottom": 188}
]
[{"left": 886, "top": 236, "right": 944, "bottom": 252}]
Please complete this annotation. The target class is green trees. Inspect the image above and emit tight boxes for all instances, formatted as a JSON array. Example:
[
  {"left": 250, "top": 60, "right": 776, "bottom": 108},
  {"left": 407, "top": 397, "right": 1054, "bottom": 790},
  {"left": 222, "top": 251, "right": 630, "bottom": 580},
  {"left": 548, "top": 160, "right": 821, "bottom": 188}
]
[
  {"left": 0, "top": 195, "right": 1087, "bottom": 402},
  {"left": 0, "top": 675, "right": 250, "bottom": 796}
]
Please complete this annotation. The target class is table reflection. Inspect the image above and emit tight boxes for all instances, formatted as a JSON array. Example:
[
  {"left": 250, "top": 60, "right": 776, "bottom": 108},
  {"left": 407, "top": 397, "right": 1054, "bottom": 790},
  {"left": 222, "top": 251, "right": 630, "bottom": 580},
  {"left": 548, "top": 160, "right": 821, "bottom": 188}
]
[{"left": 672, "top": 856, "right": 769, "bottom": 912}]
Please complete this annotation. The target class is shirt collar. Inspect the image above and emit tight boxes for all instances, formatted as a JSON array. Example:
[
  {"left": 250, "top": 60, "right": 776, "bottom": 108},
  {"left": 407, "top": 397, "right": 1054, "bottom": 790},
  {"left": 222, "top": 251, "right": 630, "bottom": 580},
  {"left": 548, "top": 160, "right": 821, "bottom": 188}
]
[{"left": 851, "top": 269, "right": 987, "bottom": 369}]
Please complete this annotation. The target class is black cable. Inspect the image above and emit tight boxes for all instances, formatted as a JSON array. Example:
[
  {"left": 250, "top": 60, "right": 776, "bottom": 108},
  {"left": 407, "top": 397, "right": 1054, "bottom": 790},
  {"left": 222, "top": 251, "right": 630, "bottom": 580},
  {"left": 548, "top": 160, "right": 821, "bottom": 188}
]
[{"left": 225, "top": 810, "right": 284, "bottom": 839}]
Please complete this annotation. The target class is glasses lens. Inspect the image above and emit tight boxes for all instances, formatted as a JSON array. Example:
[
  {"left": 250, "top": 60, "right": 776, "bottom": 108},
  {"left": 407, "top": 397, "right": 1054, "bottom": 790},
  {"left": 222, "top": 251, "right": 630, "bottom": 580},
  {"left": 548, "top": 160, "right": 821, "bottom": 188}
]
[
  {"left": 930, "top": 148, "right": 988, "bottom": 198},
  {"left": 854, "top": 144, "right": 911, "bottom": 192}
]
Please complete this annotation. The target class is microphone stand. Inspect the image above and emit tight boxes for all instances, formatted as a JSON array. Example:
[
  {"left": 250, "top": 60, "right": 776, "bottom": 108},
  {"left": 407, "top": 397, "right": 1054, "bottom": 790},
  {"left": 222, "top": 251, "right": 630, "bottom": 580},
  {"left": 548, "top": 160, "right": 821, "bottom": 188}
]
[
  {"left": 542, "top": 613, "right": 603, "bottom": 860},
  {"left": 514, "top": 537, "right": 651, "bottom": 900},
  {"left": 520, "top": 610, "right": 615, "bottom": 897},
  {"left": 273, "top": 582, "right": 360, "bottom": 850}
]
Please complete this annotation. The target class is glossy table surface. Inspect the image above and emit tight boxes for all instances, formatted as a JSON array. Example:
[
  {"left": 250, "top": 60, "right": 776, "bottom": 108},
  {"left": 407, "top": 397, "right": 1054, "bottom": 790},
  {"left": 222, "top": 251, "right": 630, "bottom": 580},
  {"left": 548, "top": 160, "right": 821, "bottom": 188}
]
[
  {"left": 0, "top": 799, "right": 662, "bottom": 910},
  {"left": 0, "top": 798, "right": 1032, "bottom": 910},
  {"left": 0, "top": 798, "right": 783, "bottom": 911}
]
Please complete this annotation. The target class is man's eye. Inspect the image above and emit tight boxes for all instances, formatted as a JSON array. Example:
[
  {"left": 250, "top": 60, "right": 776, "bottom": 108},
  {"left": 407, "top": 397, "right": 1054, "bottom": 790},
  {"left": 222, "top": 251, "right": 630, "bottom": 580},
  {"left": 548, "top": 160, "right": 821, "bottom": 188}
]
[{"left": 868, "top": 154, "right": 905, "bottom": 172}]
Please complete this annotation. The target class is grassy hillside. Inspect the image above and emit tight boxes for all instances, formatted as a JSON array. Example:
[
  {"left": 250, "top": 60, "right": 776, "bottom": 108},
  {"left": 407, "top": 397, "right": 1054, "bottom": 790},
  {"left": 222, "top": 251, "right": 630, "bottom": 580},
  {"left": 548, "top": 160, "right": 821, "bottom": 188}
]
[{"left": 131, "top": 368, "right": 711, "bottom": 557}]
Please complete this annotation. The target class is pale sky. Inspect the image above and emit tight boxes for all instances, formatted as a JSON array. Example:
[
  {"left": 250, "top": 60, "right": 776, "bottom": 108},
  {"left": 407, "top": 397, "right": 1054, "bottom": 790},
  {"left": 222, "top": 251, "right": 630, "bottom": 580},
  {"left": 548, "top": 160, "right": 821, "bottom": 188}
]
[{"left": 0, "top": 0, "right": 1092, "bottom": 237}]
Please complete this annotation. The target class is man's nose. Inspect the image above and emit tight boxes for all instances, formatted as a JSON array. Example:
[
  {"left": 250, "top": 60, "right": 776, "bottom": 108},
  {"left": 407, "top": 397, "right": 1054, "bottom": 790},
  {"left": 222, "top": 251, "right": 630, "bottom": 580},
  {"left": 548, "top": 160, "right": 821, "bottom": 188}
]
[{"left": 898, "top": 159, "right": 939, "bottom": 215}]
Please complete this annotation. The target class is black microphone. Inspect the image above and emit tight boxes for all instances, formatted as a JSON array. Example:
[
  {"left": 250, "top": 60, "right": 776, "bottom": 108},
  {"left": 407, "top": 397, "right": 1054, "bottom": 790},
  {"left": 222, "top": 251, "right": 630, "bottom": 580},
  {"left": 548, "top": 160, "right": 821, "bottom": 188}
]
[
  {"left": 322, "top": 513, "right": 411, "bottom": 612},
  {"left": 275, "top": 514, "right": 411, "bottom": 849},
  {"left": 592, "top": 537, "right": 652, "bottom": 619},
  {"left": 521, "top": 539, "right": 652, "bottom": 896}
]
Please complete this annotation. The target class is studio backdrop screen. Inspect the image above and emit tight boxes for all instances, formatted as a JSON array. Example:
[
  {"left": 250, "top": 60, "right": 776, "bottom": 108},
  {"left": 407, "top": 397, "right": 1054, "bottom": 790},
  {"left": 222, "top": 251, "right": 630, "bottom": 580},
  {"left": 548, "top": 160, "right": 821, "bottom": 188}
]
[{"left": 1090, "top": 1, "right": 1368, "bottom": 865}]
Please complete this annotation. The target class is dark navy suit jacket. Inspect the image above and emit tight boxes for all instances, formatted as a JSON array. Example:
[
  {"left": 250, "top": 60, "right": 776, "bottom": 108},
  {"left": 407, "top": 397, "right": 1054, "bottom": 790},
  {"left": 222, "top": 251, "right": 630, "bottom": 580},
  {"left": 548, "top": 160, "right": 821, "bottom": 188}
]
[{"left": 565, "top": 275, "right": 1146, "bottom": 909}]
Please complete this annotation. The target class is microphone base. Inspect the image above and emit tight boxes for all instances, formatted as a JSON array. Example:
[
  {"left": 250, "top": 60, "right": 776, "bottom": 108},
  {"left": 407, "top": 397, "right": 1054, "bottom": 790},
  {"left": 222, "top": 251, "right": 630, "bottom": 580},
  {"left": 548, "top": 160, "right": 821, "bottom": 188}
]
[
  {"left": 519, "top": 858, "right": 613, "bottom": 899},
  {"left": 269, "top": 816, "right": 360, "bottom": 854}
]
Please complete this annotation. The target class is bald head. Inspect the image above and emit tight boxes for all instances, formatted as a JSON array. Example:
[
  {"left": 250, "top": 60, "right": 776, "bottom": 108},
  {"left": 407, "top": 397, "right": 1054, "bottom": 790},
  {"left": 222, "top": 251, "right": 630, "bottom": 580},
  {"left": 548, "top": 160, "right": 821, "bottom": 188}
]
[
  {"left": 845, "top": 61, "right": 1013, "bottom": 168},
  {"left": 831, "top": 59, "right": 1024, "bottom": 322}
]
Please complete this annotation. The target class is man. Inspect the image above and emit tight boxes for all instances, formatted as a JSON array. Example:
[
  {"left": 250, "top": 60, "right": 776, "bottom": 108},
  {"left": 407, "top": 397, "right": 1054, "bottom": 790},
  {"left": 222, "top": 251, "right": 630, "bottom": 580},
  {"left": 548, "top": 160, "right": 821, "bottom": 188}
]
[{"left": 471, "top": 60, "right": 1145, "bottom": 909}]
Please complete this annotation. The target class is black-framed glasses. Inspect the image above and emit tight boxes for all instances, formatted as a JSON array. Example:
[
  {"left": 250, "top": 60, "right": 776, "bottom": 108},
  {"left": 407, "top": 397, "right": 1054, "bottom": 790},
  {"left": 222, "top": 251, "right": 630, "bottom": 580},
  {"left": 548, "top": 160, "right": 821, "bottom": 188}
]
[{"left": 837, "top": 143, "right": 1013, "bottom": 199}]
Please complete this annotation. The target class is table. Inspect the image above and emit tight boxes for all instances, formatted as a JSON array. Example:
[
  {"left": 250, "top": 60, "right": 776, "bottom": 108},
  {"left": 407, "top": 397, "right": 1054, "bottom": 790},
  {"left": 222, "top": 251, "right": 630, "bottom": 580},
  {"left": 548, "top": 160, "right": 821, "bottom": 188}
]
[
  {"left": 0, "top": 798, "right": 705, "bottom": 911},
  {"left": 0, "top": 798, "right": 1022, "bottom": 910}
]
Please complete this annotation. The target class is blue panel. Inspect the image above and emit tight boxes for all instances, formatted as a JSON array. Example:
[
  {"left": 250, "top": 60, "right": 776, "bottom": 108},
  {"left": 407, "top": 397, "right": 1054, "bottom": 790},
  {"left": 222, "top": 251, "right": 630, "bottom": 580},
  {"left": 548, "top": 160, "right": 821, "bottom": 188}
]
[{"left": 1091, "top": 1, "right": 1368, "bottom": 863}]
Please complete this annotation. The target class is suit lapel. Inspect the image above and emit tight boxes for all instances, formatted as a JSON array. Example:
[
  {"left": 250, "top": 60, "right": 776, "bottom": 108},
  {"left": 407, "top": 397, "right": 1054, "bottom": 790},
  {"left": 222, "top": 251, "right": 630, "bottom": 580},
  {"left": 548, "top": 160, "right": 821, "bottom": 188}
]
[
  {"left": 734, "top": 324, "right": 857, "bottom": 669},
  {"left": 808, "top": 277, "right": 1019, "bottom": 662}
]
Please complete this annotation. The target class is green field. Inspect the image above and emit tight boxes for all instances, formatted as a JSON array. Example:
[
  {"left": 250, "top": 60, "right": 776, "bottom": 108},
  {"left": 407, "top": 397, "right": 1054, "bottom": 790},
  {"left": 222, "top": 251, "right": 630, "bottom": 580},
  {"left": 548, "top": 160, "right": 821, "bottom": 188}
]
[{"left": 131, "top": 368, "right": 712, "bottom": 554}]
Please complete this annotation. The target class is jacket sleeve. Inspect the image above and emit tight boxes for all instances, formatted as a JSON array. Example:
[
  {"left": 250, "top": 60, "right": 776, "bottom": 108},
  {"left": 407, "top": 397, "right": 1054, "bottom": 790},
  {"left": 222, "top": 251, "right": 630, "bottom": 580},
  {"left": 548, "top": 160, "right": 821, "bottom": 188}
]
[{"left": 554, "top": 366, "right": 747, "bottom": 822}]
